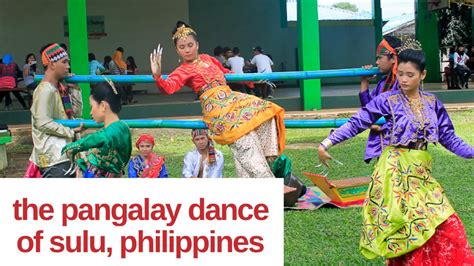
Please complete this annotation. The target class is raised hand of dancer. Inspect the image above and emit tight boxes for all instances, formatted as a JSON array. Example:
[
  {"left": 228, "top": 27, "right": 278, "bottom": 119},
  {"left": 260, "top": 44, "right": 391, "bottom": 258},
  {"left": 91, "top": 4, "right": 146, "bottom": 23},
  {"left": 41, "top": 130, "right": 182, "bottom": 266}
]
[{"left": 150, "top": 44, "right": 163, "bottom": 76}]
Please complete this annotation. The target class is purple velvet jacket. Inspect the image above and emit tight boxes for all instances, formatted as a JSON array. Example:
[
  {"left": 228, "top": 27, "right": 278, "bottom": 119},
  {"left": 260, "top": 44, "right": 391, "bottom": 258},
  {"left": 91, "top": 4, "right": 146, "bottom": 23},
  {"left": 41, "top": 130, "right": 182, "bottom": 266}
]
[
  {"left": 359, "top": 76, "right": 399, "bottom": 107},
  {"left": 359, "top": 76, "right": 399, "bottom": 162},
  {"left": 329, "top": 90, "right": 474, "bottom": 159}
]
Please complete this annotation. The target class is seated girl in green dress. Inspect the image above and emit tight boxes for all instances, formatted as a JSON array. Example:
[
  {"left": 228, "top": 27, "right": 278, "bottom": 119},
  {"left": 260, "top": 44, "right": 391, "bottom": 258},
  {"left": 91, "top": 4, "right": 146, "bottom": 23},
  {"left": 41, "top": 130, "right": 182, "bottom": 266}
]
[{"left": 62, "top": 80, "right": 131, "bottom": 177}]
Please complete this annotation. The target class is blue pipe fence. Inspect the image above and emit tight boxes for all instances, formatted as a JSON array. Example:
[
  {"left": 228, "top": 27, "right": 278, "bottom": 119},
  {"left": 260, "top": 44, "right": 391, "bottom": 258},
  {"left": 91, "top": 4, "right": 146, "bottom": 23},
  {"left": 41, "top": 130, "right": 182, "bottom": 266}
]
[
  {"left": 56, "top": 118, "right": 386, "bottom": 129},
  {"left": 43, "top": 67, "right": 383, "bottom": 129},
  {"left": 36, "top": 67, "right": 380, "bottom": 83}
]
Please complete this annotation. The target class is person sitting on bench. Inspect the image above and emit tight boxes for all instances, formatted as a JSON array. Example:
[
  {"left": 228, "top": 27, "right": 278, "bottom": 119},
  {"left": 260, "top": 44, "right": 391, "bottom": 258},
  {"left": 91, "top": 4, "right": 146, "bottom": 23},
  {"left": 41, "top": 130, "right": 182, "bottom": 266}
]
[{"left": 0, "top": 53, "right": 28, "bottom": 110}]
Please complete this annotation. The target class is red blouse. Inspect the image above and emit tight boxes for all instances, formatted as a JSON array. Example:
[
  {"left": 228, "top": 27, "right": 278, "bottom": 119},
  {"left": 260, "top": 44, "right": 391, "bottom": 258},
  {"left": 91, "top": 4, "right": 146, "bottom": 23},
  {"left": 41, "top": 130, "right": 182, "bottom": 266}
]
[{"left": 153, "top": 54, "right": 232, "bottom": 95}]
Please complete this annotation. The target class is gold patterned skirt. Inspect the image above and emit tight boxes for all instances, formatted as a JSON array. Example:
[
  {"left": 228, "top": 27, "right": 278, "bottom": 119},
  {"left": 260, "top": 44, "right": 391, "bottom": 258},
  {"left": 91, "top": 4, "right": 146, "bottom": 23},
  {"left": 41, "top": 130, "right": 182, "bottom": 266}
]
[{"left": 199, "top": 86, "right": 285, "bottom": 155}]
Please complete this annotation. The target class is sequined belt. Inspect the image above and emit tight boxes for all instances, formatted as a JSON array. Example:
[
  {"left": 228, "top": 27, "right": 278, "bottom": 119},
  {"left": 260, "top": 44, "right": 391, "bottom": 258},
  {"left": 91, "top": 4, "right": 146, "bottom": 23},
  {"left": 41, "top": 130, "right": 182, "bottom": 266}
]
[
  {"left": 396, "top": 140, "right": 428, "bottom": 151},
  {"left": 198, "top": 81, "right": 226, "bottom": 96}
]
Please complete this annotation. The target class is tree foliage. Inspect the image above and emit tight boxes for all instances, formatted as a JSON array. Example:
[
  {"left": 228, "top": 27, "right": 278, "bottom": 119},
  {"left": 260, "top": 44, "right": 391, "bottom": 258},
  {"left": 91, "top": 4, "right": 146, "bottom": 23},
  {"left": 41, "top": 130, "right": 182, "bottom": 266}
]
[
  {"left": 332, "top": 2, "right": 359, "bottom": 13},
  {"left": 438, "top": 4, "right": 472, "bottom": 48}
]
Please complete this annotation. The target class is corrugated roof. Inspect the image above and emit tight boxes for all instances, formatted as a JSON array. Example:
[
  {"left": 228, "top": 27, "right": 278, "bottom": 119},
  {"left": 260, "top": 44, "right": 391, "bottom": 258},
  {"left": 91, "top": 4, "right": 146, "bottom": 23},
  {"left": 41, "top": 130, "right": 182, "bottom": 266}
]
[
  {"left": 318, "top": 5, "right": 372, "bottom": 20},
  {"left": 382, "top": 13, "right": 415, "bottom": 34},
  {"left": 286, "top": 2, "right": 372, "bottom": 21}
]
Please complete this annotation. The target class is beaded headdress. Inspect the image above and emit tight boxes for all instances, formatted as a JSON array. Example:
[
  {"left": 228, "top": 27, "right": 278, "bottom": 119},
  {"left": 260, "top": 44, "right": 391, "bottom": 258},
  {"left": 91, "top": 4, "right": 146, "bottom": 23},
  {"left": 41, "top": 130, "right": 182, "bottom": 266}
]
[
  {"left": 41, "top": 43, "right": 68, "bottom": 66},
  {"left": 172, "top": 25, "right": 197, "bottom": 41},
  {"left": 399, "top": 39, "right": 423, "bottom": 53}
]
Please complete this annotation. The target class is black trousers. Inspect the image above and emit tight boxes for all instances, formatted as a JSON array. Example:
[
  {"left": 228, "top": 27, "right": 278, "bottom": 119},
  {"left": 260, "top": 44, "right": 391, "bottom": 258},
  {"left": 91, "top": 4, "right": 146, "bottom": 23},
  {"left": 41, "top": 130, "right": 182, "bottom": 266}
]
[
  {"left": 254, "top": 83, "right": 272, "bottom": 99},
  {"left": 122, "top": 84, "right": 134, "bottom": 103},
  {"left": 39, "top": 161, "right": 76, "bottom": 178},
  {"left": 455, "top": 65, "right": 471, "bottom": 86},
  {"left": 0, "top": 91, "right": 27, "bottom": 108},
  {"left": 229, "top": 83, "right": 252, "bottom": 94}
]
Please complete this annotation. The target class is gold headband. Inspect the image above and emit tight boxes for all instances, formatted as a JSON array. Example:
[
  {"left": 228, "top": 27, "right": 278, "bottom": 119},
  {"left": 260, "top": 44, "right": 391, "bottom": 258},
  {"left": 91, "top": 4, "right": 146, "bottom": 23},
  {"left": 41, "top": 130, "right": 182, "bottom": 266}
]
[
  {"left": 172, "top": 25, "right": 196, "bottom": 41},
  {"left": 399, "top": 39, "right": 422, "bottom": 53}
]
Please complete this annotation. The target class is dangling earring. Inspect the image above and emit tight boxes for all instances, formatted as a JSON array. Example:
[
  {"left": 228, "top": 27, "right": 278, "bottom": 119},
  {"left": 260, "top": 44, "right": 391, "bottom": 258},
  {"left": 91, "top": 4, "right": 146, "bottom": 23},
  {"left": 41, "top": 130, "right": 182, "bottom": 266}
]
[
  {"left": 420, "top": 80, "right": 424, "bottom": 91},
  {"left": 178, "top": 58, "right": 182, "bottom": 64}
]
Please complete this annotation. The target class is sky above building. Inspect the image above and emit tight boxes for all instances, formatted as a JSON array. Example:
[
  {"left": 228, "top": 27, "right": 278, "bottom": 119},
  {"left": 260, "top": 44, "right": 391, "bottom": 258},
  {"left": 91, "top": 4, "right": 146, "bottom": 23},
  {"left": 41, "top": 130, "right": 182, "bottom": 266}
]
[{"left": 286, "top": 0, "right": 415, "bottom": 21}]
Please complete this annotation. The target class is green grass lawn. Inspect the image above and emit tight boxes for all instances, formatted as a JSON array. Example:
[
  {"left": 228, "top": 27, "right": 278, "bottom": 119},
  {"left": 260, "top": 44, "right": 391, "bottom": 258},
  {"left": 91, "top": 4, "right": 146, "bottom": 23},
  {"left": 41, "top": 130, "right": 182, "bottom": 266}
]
[
  {"left": 140, "top": 110, "right": 473, "bottom": 265},
  {"left": 282, "top": 110, "right": 474, "bottom": 265},
  {"left": 2, "top": 110, "right": 473, "bottom": 264}
]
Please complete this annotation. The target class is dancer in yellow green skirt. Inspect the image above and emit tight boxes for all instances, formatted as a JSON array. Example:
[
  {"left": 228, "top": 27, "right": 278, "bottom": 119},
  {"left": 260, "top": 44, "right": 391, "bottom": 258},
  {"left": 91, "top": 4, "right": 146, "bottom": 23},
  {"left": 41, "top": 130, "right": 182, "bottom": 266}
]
[{"left": 317, "top": 42, "right": 474, "bottom": 264}]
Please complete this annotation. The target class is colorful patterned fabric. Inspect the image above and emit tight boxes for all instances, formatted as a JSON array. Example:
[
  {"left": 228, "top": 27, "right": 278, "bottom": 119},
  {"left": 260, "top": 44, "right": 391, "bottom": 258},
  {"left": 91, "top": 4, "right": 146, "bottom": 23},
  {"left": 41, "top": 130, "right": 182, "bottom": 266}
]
[
  {"left": 83, "top": 165, "right": 120, "bottom": 178},
  {"left": 191, "top": 129, "right": 216, "bottom": 164},
  {"left": 128, "top": 154, "right": 167, "bottom": 178},
  {"left": 229, "top": 132, "right": 274, "bottom": 178},
  {"left": 58, "top": 83, "right": 73, "bottom": 119},
  {"left": 291, "top": 186, "right": 329, "bottom": 210},
  {"left": 153, "top": 51, "right": 286, "bottom": 177},
  {"left": 387, "top": 213, "right": 474, "bottom": 265},
  {"left": 360, "top": 146, "right": 455, "bottom": 259},
  {"left": 62, "top": 120, "right": 132, "bottom": 177},
  {"left": 153, "top": 52, "right": 285, "bottom": 161},
  {"left": 191, "top": 129, "right": 208, "bottom": 139},
  {"left": 229, "top": 119, "right": 278, "bottom": 178},
  {"left": 200, "top": 86, "right": 285, "bottom": 155},
  {"left": 41, "top": 43, "right": 68, "bottom": 66},
  {"left": 286, "top": 186, "right": 365, "bottom": 210},
  {"left": 141, "top": 154, "right": 166, "bottom": 178}
]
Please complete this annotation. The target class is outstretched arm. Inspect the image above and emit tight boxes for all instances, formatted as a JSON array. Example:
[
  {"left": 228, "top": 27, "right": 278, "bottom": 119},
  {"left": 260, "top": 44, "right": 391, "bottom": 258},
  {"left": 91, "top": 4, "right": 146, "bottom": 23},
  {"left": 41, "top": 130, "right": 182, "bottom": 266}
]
[
  {"left": 61, "top": 129, "right": 108, "bottom": 158},
  {"left": 318, "top": 94, "right": 389, "bottom": 166},
  {"left": 436, "top": 99, "right": 474, "bottom": 158}
]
